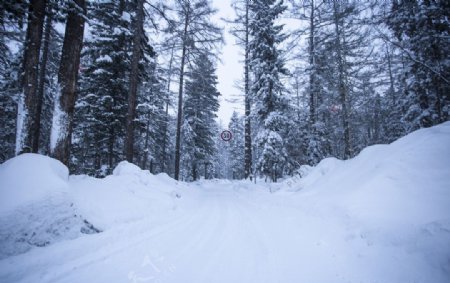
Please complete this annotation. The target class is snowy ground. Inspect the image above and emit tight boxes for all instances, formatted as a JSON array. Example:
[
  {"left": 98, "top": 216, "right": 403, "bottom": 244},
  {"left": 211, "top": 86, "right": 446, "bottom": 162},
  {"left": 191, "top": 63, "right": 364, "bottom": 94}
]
[{"left": 1, "top": 122, "right": 450, "bottom": 283}]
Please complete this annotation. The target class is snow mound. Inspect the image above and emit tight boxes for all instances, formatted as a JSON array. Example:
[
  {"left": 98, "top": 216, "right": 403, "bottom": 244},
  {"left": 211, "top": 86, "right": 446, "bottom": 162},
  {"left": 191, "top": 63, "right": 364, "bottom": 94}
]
[
  {"left": 112, "top": 160, "right": 144, "bottom": 176},
  {"left": 289, "top": 122, "right": 450, "bottom": 222},
  {"left": 0, "top": 154, "right": 99, "bottom": 259},
  {"left": 282, "top": 122, "right": 450, "bottom": 280},
  {"left": 0, "top": 153, "right": 69, "bottom": 214},
  {"left": 71, "top": 162, "right": 182, "bottom": 230}
]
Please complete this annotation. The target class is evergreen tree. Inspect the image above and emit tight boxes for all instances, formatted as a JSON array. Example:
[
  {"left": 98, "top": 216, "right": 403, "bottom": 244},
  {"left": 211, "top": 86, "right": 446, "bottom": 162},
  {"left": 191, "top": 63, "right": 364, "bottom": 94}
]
[
  {"left": 72, "top": 0, "right": 154, "bottom": 175},
  {"left": 249, "top": 0, "right": 289, "bottom": 181},
  {"left": 135, "top": 60, "right": 169, "bottom": 173},
  {"left": 0, "top": 2, "right": 27, "bottom": 162},
  {"left": 181, "top": 54, "right": 220, "bottom": 181},
  {"left": 386, "top": 0, "right": 450, "bottom": 131},
  {"left": 170, "top": 0, "right": 223, "bottom": 180},
  {"left": 72, "top": 0, "right": 132, "bottom": 175}
]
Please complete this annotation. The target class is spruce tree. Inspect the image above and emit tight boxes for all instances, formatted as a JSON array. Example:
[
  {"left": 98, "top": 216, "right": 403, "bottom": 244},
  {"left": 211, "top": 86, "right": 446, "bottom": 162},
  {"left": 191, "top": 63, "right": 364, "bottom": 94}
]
[
  {"left": 386, "top": 0, "right": 450, "bottom": 131},
  {"left": 249, "top": 0, "right": 289, "bottom": 182},
  {"left": 181, "top": 53, "right": 220, "bottom": 181},
  {"left": 72, "top": 0, "right": 132, "bottom": 175}
]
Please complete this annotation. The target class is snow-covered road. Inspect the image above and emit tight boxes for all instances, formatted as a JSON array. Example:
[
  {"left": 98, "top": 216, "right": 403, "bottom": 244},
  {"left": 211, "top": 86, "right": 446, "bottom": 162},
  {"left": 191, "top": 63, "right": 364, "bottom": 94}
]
[{"left": 2, "top": 179, "right": 448, "bottom": 283}]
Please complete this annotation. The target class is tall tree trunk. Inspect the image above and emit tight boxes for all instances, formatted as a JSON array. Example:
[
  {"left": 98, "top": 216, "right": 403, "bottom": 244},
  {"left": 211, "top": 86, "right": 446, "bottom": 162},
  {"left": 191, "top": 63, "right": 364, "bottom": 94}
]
[
  {"left": 192, "top": 162, "right": 197, "bottom": 181},
  {"left": 142, "top": 113, "right": 151, "bottom": 170},
  {"left": 385, "top": 44, "right": 396, "bottom": 105},
  {"left": 34, "top": 5, "right": 52, "bottom": 152},
  {"left": 374, "top": 92, "right": 381, "bottom": 143},
  {"left": 333, "top": 0, "right": 351, "bottom": 159},
  {"left": 308, "top": 0, "right": 316, "bottom": 127},
  {"left": 244, "top": 0, "right": 253, "bottom": 180},
  {"left": 125, "top": 0, "right": 144, "bottom": 162},
  {"left": 161, "top": 43, "right": 175, "bottom": 173},
  {"left": 15, "top": 0, "right": 46, "bottom": 155},
  {"left": 174, "top": 12, "right": 189, "bottom": 181},
  {"left": 50, "top": 0, "right": 86, "bottom": 165}
]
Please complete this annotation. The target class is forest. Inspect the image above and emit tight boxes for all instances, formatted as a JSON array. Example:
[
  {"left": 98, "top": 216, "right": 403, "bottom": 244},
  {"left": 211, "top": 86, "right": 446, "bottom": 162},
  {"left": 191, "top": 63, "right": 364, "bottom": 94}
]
[{"left": 1, "top": 0, "right": 449, "bottom": 181}]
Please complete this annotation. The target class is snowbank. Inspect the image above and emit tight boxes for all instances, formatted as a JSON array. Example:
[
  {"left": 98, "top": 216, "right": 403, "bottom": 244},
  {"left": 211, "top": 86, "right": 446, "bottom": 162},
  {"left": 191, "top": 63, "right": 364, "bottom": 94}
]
[
  {"left": 70, "top": 161, "right": 182, "bottom": 230},
  {"left": 0, "top": 153, "right": 69, "bottom": 214},
  {"left": 0, "top": 157, "right": 181, "bottom": 259},
  {"left": 0, "top": 154, "right": 98, "bottom": 259},
  {"left": 281, "top": 122, "right": 450, "bottom": 281},
  {"left": 290, "top": 122, "right": 450, "bottom": 226}
]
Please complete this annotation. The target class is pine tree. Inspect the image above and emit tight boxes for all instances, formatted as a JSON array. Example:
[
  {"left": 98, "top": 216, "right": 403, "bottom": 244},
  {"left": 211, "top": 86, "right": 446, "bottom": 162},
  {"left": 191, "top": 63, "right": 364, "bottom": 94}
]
[
  {"left": 72, "top": 0, "right": 132, "bottom": 175},
  {"left": 181, "top": 53, "right": 220, "bottom": 181},
  {"left": 135, "top": 60, "right": 169, "bottom": 173},
  {"left": 386, "top": 0, "right": 450, "bottom": 131},
  {"left": 71, "top": 0, "right": 154, "bottom": 175},
  {"left": 0, "top": 2, "right": 27, "bottom": 162},
  {"left": 249, "top": 0, "right": 289, "bottom": 181},
  {"left": 170, "top": 0, "right": 223, "bottom": 180}
]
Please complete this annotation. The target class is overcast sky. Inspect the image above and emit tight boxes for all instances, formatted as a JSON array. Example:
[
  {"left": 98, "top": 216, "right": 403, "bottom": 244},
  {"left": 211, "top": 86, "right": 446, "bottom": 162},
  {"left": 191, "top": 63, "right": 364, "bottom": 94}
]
[{"left": 211, "top": 0, "right": 244, "bottom": 126}]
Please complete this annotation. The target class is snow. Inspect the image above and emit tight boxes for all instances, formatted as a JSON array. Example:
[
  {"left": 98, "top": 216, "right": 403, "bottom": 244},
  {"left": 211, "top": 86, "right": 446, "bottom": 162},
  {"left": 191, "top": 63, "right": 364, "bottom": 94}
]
[
  {"left": 0, "top": 154, "right": 98, "bottom": 259},
  {"left": 1, "top": 122, "right": 450, "bottom": 282},
  {"left": 14, "top": 93, "right": 27, "bottom": 155},
  {"left": 121, "top": 12, "right": 131, "bottom": 23},
  {"left": 95, "top": 55, "right": 113, "bottom": 63},
  {"left": 0, "top": 153, "right": 69, "bottom": 214},
  {"left": 49, "top": 85, "right": 68, "bottom": 152}
]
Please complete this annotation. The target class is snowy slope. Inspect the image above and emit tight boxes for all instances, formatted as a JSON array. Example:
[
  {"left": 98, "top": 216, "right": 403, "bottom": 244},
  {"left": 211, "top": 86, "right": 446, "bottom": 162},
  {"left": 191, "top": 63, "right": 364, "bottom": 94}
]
[{"left": 0, "top": 122, "right": 449, "bottom": 283}]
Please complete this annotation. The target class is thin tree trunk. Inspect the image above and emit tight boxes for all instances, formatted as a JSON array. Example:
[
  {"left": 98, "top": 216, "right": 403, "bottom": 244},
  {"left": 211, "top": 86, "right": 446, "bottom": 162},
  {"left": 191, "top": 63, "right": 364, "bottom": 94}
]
[
  {"left": 16, "top": 0, "right": 46, "bottom": 155},
  {"left": 174, "top": 12, "right": 189, "bottom": 181},
  {"left": 50, "top": 0, "right": 86, "bottom": 165},
  {"left": 108, "top": 126, "right": 114, "bottom": 171},
  {"left": 161, "top": 43, "right": 175, "bottom": 173},
  {"left": 308, "top": 0, "right": 316, "bottom": 127},
  {"left": 244, "top": 0, "right": 253, "bottom": 180},
  {"left": 192, "top": 163, "right": 197, "bottom": 181},
  {"left": 125, "top": 0, "right": 144, "bottom": 162},
  {"left": 333, "top": 0, "right": 351, "bottom": 159},
  {"left": 385, "top": 44, "right": 396, "bottom": 105},
  {"left": 374, "top": 92, "right": 381, "bottom": 143},
  {"left": 142, "top": 113, "right": 151, "bottom": 170},
  {"left": 34, "top": 5, "right": 52, "bottom": 152}
]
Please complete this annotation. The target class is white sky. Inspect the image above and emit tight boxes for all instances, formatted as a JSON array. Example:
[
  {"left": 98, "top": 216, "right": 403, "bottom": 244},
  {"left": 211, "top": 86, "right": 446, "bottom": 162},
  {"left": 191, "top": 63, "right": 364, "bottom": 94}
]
[{"left": 211, "top": 0, "right": 244, "bottom": 125}]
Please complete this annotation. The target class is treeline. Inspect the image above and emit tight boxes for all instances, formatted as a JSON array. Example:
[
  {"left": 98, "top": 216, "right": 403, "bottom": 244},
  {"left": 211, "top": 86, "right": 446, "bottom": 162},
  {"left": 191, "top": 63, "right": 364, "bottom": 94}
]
[
  {"left": 220, "top": 0, "right": 449, "bottom": 181},
  {"left": 0, "top": 0, "right": 449, "bottom": 182}
]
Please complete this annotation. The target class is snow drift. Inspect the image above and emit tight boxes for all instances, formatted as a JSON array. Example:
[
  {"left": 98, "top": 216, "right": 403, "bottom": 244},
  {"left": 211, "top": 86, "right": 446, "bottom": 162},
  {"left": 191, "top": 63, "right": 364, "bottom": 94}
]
[
  {"left": 0, "top": 154, "right": 99, "bottom": 259},
  {"left": 0, "top": 156, "right": 181, "bottom": 259}
]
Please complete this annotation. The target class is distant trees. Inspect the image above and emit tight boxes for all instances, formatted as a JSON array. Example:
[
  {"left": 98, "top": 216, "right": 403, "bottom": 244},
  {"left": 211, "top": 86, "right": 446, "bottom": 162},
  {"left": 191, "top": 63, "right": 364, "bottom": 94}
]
[{"left": 228, "top": 111, "right": 245, "bottom": 179}]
